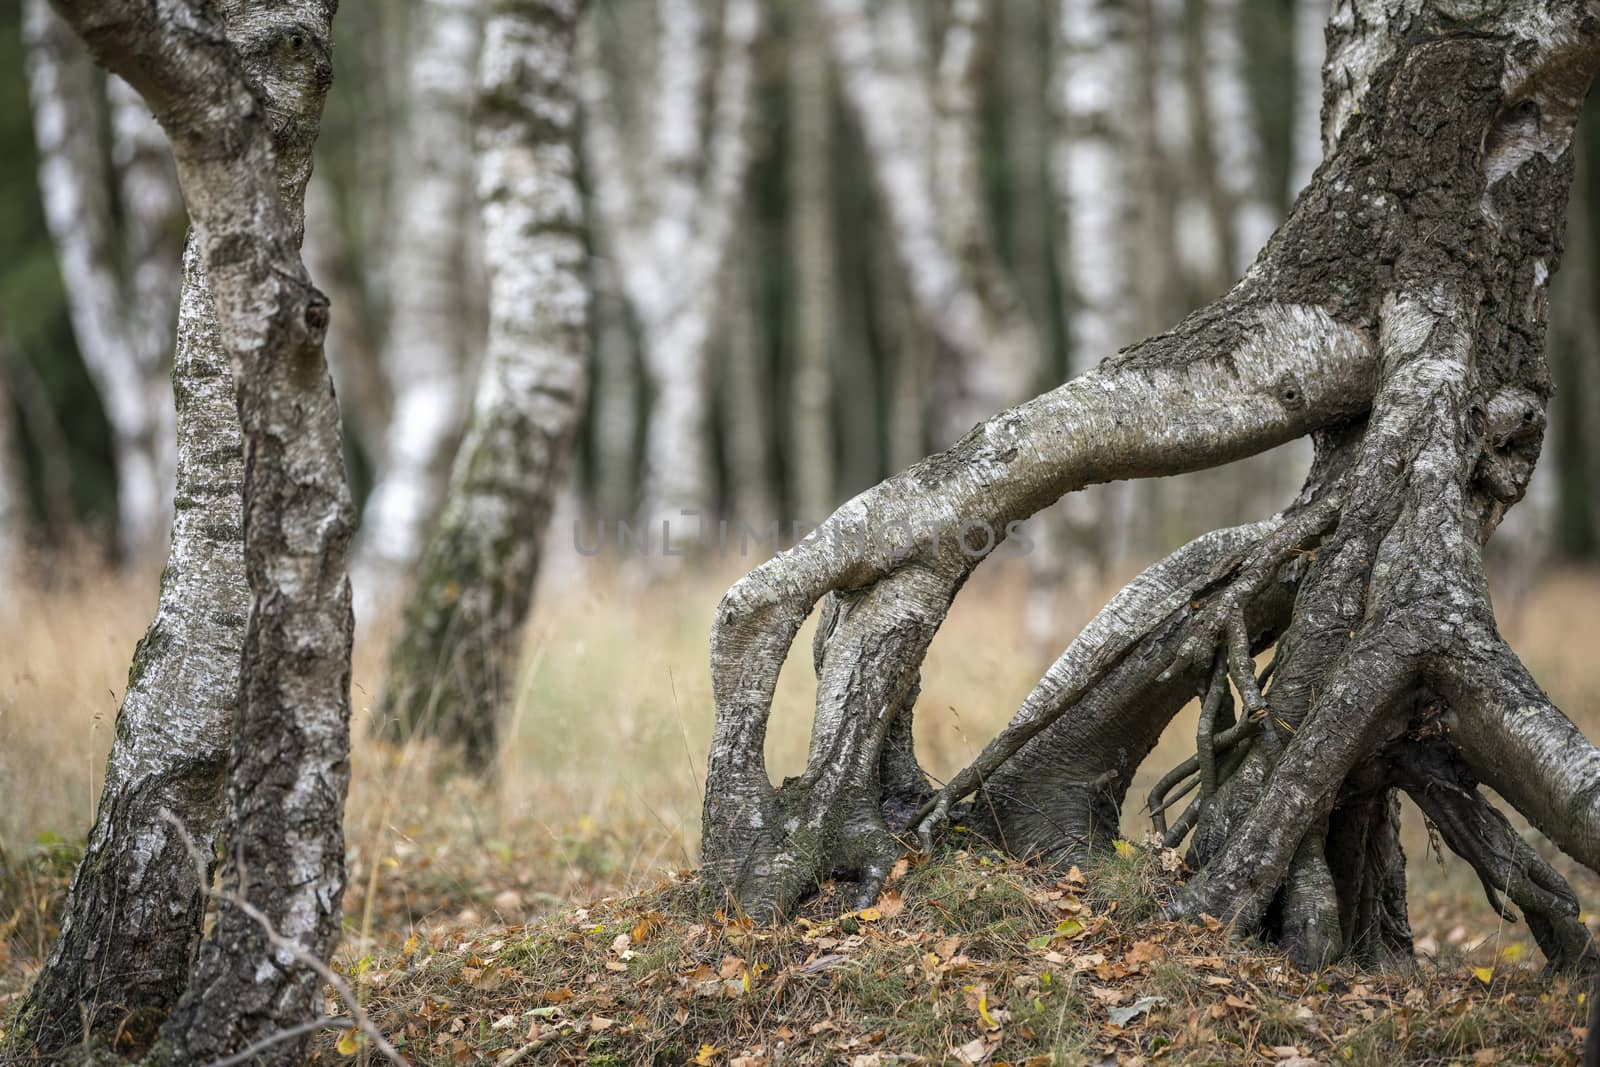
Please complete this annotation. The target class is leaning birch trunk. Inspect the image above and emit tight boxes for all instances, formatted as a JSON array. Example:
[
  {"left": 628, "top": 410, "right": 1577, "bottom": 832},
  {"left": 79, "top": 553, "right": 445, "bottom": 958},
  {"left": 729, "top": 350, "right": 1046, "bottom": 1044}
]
[
  {"left": 7, "top": 238, "right": 249, "bottom": 1057},
  {"left": 39, "top": 0, "right": 358, "bottom": 1060},
  {"left": 355, "top": 0, "right": 482, "bottom": 607},
  {"left": 378, "top": 0, "right": 589, "bottom": 770},
  {"left": 22, "top": 0, "right": 179, "bottom": 560},
  {"left": 702, "top": 0, "right": 1600, "bottom": 983}
]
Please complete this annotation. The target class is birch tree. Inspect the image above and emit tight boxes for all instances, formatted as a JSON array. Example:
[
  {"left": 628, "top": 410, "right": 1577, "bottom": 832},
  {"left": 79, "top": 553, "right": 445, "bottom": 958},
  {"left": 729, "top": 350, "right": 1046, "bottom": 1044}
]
[
  {"left": 16, "top": 0, "right": 358, "bottom": 1060},
  {"left": 355, "top": 0, "right": 483, "bottom": 604},
  {"left": 581, "top": 0, "right": 761, "bottom": 540},
  {"left": 22, "top": 0, "right": 183, "bottom": 560},
  {"left": 701, "top": 0, "right": 1600, "bottom": 978},
  {"left": 826, "top": 0, "right": 1038, "bottom": 444},
  {"left": 379, "top": 0, "right": 589, "bottom": 769}
]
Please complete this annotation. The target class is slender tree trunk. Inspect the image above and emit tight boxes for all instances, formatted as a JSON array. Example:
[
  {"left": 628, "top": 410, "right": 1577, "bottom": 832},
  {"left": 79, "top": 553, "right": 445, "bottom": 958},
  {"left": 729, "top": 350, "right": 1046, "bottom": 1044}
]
[
  {"left": 702, "top": 0, "right": 1600, "bottom": 982},
  {"left": 38, "top": 0, "right": 359, "bottom": 1060},
  {"left": 582, "top": 0, "right": 762, "bottom": 545},
  {"left": 377, "top": 0, "right": 589, "bottom": 769},
  {"left": 355, "top": 0, "right": 483, "bottom": 606},
  {"left": 1029, "top": 0, "right": 1140, "bottom": 643},
  {"left": 1289, "top": 0, "right": 1327, "bottom": 198},
  {"left": 306, "top": 173, "right": 391, "bottom": 472},
  {"left": 1197, "top": 0, "right": 1277, "bottom": 278},
  {"left": 589, "top": 257, "right": 640, "bottom": 523},
  {"left": 8, "top": 236, "right": 249, "bottom": 1056},
  {"left": 1550, "top": 171, "right": 1599, "bottom": 559},
  {"left": 721, "top": 227, "right": 774, "bottom": 526},
  {"left": 789, "top": 6, "right": 837, "bottom": 521},
  {"left": 826, "top": 0, "right": 1038, "bottom": 445},
  {"left": 22, "top": 0, "right": 181, "bottom": 561}
]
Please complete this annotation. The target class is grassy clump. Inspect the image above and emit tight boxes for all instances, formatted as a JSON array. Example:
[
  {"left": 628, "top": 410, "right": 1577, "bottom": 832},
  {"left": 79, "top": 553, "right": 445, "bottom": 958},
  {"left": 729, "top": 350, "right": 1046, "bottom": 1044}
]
[{"left": 307, "top": 850, "right": 1591, "bottom": 1066}]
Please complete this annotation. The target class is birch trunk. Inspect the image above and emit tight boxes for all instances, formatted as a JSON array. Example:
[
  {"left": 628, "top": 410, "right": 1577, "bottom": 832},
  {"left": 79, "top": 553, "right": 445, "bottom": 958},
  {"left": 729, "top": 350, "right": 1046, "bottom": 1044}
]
[
  {"left": 355, "top": 0, "right": 483, "bottom": 605},
  {"left": 22, "top": 0, "right": 182, "bottom": 561},
  {"left": 702, "top": 0, "right": 1600, "bottom": 983},
  {"left": 582, "top": 0, "right": 761, "bottom": 544},
  {"left": 789, "top": 7, "right": 837, "bottom": 521},
  {"left": 9, "top": 237, "right": 249, "bottom": 1056},
  {"left": 378, "top": 0, "right": 589, "bottom": 770},
  {"left": 35, "top": 0, "right": 358, "bottom": 1059},
  {"left": 826, "top": 0, "right": 1038, "bottom": 445},
  {"left": 0, "top": 354, "right": 25, "bottom": 570}
]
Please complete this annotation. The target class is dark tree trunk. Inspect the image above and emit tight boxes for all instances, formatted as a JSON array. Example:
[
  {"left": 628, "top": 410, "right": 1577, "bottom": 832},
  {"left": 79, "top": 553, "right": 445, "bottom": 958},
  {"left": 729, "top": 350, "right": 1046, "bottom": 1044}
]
[
  {"left": 701, "top": 0, "right": 1600, "bottom": 979},
  {"left": 38, "top": 0, "right": 358, "bottom": 1063}
]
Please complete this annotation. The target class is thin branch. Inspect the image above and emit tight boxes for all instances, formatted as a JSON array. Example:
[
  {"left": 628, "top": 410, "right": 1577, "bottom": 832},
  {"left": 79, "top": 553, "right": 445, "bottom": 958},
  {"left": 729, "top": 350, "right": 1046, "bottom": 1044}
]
[{"left": 159, "top": 809, "right": 410, "bottom": 1067}]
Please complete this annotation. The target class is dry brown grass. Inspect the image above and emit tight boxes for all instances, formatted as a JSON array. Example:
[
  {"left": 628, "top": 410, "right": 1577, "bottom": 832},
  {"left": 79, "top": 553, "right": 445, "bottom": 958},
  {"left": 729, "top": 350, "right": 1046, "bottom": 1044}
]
[{"left": 1, "top": 553, "right": 1597, "bottom": 1058}]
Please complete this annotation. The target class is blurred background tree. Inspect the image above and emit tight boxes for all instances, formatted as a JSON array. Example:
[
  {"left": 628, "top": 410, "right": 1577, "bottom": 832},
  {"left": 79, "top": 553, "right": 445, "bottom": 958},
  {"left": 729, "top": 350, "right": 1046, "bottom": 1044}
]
[{"left": 3, "top": 0, "right": 1596, "bottom": 581}]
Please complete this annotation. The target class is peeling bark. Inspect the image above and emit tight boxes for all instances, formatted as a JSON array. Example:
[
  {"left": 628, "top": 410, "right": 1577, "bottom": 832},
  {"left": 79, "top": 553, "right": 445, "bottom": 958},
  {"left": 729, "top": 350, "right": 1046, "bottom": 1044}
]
[{"left": 379, "top": 0, "right": 589, "bottom": 769}]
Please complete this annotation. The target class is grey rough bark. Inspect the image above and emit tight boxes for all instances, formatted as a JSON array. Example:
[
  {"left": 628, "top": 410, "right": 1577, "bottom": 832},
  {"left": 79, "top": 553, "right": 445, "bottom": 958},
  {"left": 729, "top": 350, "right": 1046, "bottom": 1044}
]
[
  {"left": 701, "top": 0, "right": 1600, "bottom": 980},
  {"left": 22, "top": 0, "right": 183, "bottom": 561},
  {"left": 29, "top": 0, "right": 357, "bottom": 1062},
  {"left": 355, "top": 0, "right": 483, "bottom": 607},
  {"left": 378, "top": 0, "right": 590, "bottom": 769}
]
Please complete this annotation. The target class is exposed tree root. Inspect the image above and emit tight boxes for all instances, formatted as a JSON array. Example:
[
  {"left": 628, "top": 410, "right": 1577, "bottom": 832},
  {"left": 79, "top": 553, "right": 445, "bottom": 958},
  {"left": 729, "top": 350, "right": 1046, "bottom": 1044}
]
[{"left": 701, "top": 0, "right": 1600, "bottom": 978}]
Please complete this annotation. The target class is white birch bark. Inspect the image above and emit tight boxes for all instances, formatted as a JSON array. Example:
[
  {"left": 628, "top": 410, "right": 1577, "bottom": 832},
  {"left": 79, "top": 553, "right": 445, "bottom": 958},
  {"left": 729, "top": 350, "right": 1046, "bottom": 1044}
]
[
  {"left": 581, "top": 0, "right": 761, "bottom": 542},
  {"left": 1199, "top": 0, "right": 1278, "bottom": 277},
  {"left": 789, "top": 7, "right": 837, "bottom": 520},
  {"left": 356, "top": 0, "right": 484, "bottom": 605},
  {"left": 22, "top": 0, "right": 181, "bottom": 560},
  {"left": 826, "top": 0, "right": 1039, "bottom": 443},
  {"left": 379, "top": 0, "right": 590, "bottom": 767},
  {"left": 40, "top": 0, "right": 360, "bottom": 1055}
]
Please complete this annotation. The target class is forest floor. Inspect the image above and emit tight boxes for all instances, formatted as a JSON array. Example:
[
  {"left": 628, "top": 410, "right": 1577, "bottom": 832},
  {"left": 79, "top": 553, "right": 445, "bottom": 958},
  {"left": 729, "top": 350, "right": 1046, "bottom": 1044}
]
[{"left": 1, "top": 557, "right": 1597, "bottom": 1064}]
